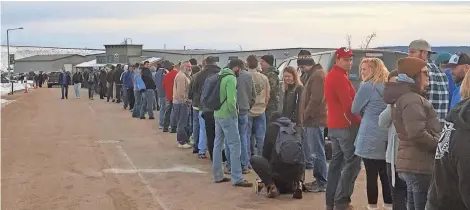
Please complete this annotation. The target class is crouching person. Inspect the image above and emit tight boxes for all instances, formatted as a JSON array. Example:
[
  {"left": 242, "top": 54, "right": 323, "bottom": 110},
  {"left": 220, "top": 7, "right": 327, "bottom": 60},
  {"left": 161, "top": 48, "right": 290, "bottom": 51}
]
[{"left": 250, "top": 112, "right": 305, "bottom": 199}]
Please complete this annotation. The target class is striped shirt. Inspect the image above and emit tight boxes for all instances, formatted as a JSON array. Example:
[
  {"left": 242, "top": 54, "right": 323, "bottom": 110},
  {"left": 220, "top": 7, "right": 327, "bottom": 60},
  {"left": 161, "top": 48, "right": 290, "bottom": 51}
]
[{"left": 427, "top": 62, "right": 449, "bottom": 127}]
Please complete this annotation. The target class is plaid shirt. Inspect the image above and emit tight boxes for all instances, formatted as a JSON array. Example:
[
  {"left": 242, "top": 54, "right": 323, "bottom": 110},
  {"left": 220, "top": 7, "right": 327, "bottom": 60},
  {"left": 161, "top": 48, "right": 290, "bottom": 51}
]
[{"left": 427, "top": 62, "right": 449, "bottom": 127}]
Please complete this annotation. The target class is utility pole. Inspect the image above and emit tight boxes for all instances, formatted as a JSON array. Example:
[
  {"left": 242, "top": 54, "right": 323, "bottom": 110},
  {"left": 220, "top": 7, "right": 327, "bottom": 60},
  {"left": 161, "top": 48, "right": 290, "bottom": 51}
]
[{"left": 7, "top": 27, "right": 24, "bottom": 95}]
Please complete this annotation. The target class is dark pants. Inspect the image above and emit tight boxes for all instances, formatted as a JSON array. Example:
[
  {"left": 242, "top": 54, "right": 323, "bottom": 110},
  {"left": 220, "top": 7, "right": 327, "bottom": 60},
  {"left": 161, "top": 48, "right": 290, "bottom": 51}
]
[
  {"left": 202, "top": 111, "right": 227, "bottom": 162},
  {"left": 363, "top": 158, "right": 392, "bottom": 205},
  {"left": 386, "top": 163, "right": 407, "bottom": 210},
  {"left": 107, "top": 82, "right": 114, "bottom": 101},
  {"left": 126, "top": 89, "right": 135, "bottom": 110},
  {"left": 115, "top": 84, "right": 122, "bottom": 102},
  {"left": 99, "top": 82, "right": 106, "bottom": 99},
  {"left": 61, "top": 85, "right": 68, "bottom": 99},
  {"left": 250, "top": 155, "right": 301, "bottom": 194},
  {"left": 163, "top": 99, "right": 173, "bottom": 129},
  {"left": 88, "top": 83, "right": 95, "bottom": 99}
]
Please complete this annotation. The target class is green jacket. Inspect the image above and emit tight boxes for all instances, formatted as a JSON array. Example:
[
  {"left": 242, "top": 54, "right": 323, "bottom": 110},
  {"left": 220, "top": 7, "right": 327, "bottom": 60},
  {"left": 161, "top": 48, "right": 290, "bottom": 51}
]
[{"left": 215, "top": 68, "right": 238, "bottom": 119}]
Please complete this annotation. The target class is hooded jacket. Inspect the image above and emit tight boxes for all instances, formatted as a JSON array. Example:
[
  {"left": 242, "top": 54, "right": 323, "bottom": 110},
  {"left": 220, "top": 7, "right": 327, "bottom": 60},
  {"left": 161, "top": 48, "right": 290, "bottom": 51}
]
[
  {"left": 237, "top": 70, "right": 256, "bottom": 115},
  {"left": 163, "top": 69, "right": 178, "bottom": 101},
  {"left": 121, "top": 70, "right": 133, "bottom": 90},
  {"left": 189, "top": 64, "right": 221, "bottom": 108},
  {"left": 99, "top": 70, "right": 107, "bottom": 83},
  {"left": 248, "top": 68, "right": 270, "bottom": 117},
  {"left": 428, "top": 99, "right": 470, "bottom": 210},
  {"left": 173, "top": 70, "right": 191, "bottom": 103},
  {"left": 262, "top": 66, "right": 280, "bottom": 115},
  {"left": 214, "top": 68, "right": 238, "bottom": 119},
  {"left": 383, "top": 82, "right": 441, "bottom": 174}
]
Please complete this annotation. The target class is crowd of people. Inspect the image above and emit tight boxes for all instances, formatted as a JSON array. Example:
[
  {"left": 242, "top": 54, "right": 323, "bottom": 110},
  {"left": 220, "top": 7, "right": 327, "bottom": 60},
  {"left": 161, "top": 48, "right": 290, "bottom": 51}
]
[{"left": 58, "top": 39, "right": 469, "bottom": 210}]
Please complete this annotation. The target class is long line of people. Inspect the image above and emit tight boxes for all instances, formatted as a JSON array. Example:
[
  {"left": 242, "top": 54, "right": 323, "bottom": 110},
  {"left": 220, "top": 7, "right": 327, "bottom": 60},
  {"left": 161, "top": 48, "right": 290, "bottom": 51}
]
[{"left": 79, "top": 39, "right": 470, "bottom": 210}]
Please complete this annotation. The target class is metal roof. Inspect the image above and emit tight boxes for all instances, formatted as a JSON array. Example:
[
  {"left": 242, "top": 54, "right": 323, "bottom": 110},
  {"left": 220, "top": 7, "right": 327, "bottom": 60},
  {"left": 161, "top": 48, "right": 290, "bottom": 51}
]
[{"left": 16, "top": 54, "right": 83, "bottom": 62}]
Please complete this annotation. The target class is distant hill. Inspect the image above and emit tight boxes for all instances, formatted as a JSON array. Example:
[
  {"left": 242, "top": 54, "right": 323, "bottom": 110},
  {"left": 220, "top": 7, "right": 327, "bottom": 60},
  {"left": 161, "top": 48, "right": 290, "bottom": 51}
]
[{"left": 376, "top": 46, "right": 470, "bottom": 54}]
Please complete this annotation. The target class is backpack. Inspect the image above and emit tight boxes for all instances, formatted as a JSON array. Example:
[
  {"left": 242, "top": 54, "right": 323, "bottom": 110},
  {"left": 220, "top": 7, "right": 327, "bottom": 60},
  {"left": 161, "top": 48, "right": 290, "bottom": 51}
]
[
  {"left": 201, "top": 73, "right": 230, "bottom": 111},
  {"left": 273, "top": 117, "right": 305, "bottom": 165}
]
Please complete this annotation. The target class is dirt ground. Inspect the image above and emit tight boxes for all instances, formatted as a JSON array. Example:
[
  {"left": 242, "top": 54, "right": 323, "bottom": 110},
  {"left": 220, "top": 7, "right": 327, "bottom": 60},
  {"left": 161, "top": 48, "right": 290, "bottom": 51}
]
[{"left": 1, "top": 88, "right": 378, "bottom": 210}]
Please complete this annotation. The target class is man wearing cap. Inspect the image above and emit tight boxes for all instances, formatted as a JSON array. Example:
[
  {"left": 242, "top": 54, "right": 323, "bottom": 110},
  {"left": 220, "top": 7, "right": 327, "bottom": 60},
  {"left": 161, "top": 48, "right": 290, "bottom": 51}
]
[
  {"left": 260, "top": 54, "right": 280, "bottom": 122},
  {"left": 445, "top": 53, "right": 470, "bottom": 109},
  {"left": 408, "top": 39, "right": 449, "bottom": 126},
  {"left": 435, "top": 52, "right": 456, "bottom": 108},
  {"left": 296, "top": 50, "right": 328, "bottom": 193},
  {"left": 324, "top": 47, "right": 362, "bottom": 210}
]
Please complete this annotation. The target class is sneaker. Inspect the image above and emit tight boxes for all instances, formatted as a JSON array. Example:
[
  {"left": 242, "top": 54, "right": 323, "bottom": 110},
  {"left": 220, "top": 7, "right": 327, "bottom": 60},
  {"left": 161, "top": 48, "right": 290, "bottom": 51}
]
[
  {"left": 77, "top": 97, "right": 80, "bottom": 99},
  {"left": 307, "top": 182, "right": 326, "bottom": 193},
  {"left": 333, "top": 204, "right": 355, "bottom": 210},
  {"left": 163, "top": 128, "right": 169, "bottom": 132},
  {"left": 242, "top": 168, "right": 250, "bottom": 174},
  {"left": 367, "top": 204, "right": 379, "bottom": 210},
  {"left": 382, "top": 204, "right": 392, "bottom": 210},
  {"left": 178, "top": 143, "right": 192, "bottom": 149},
  {"left": 140, "top": 117, "right": 146, "bottom": 120},
  {"left": 197, "top": 153, "right": 207, "bottom": 159},
  {"left": 170, "top": 130, "right": 177, "bottom": 133},
  {"left": 234, "top": 180, "right": 253, "bottom": 188},
  {"left": 189, "top": 136, "right": 194, "bottom": 145},
  {"left": 292, "top": 181, "right": 303, "bottom": 199},
  {"left": 215, "top": 177, "right": 231, "bottom": 183},
  {"left": 149, "top": 117, "right": 155, "bottom": 120}
]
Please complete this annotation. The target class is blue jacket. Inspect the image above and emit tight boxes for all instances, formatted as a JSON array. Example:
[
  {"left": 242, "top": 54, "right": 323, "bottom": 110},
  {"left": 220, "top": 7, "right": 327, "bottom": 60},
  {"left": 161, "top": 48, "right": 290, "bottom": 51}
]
[
  {"left": 132, "top": 71, "right": 140, "bottom": 91},
  {"left": 155, "top": 68, "right": 167, "bottom": 98},
  {"left": 59, "top": 72, "right": 71, "bottom": 85},
  {"left": 351, "top": 82, "right": 388, "bottom": 160},
  {"left": 122, "top": 71, "right": 133, "bottom": 90},
  {"left": 136, "top": 74, "right": 146, "bottom": 91},
  {"left": 445, "top": 69, "right": 456, "bottom": 108},
  {"left": 450, "top": 83, "right": 462, "bottom": 109}
]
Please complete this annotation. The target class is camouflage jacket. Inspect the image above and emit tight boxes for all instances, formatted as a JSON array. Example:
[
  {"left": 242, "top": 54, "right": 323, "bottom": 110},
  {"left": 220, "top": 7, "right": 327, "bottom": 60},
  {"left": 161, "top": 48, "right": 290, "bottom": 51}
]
[{"left": 262, "top": 66, "right": 280, "bottom": 114}]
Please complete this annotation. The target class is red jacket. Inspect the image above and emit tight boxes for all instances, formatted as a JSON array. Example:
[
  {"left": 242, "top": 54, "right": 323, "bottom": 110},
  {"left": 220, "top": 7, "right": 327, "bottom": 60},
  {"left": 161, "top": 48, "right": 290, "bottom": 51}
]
[
  {"left": 324, "top": 65, "right": 361, "bottom": 128},
  {"left": 163, "top": 69, "right": 178, "bottom": 101}
]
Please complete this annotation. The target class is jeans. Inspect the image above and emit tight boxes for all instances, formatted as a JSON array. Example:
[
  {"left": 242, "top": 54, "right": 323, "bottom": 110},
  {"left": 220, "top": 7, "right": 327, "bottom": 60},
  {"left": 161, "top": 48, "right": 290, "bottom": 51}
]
[
  {"left": 363, "top": 158, "right": 392, "bottom": 205},
  {"left": 386, "top": 163, "right": 407, "bottom": 210},
  {"left": 198, "top": 111, "right": 207, "bottom": 154},
  {"left": 173, "top": 103, "right": 190, "bottom": 145},
  {"left": 140, "top": 89, "right": 155, "bottom": 118},
  {"left": 170, "top": 102, "right": 179, "bottom": 131},
  {"left": 248, "top": 113, "right": 266, "bottom": 156},
  {"left": 163, "top": 99, "right": 173, "bottom": 129},
  {"left": 192, "top": 109, "right": 200, "bottom": 151},
  {"left": 132, "top": 90, "right": 142, "bottom": 118},
  {"left": 61, "top": 85, "right": 69, "bottom": 99},
  {"left": 115, "top": 84, "right": 122, "bottom": 102},
  {"left": 107, "top": 82, "right": 114, "bottom": 101},
  {"left": 126, "top": 89, "right": 135, "bottom": 110},
  {"left": 213, "top": 117, "right": 243, "bottom": 184},
  {"left": 398, "top": 172, "right": 431, "bottom": 210},
  {"left": 99, "top": 82, "right": 106, "bottom": 99},
  {"left": 73, "top": 83, "right": 81, "bottom": 98},
  {"left": 88, "top": 83, "right": 94, "bottom": 99},
  {"left": 123, "top": 87, "right": 128, "bottom": 108},
  {"left": 326, "top": 126, "right": 361, "bottom": 209},
  {"left": 226, "top": 114, "right": 249, "bottom": 169},
  {"left": 158, "top": 97, "right": 166, "bottom": 128},
  {"left": 304, "top": 126, "right": 328, "bottom": 186}
]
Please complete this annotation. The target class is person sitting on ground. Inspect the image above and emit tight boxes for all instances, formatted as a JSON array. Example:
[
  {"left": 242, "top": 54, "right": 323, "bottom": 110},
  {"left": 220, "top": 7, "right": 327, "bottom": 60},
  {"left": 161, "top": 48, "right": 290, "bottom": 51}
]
[{"left": 250, "top": 112, "right": 305, "bottom": 199}]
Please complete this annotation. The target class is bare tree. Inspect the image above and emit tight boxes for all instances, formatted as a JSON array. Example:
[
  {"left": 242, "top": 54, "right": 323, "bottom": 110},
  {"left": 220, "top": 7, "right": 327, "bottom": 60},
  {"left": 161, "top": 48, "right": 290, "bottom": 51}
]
[
  {"left": 359, "top": 32, "right": 377, "bottom": 49},
  {"left": 346, "top": 34, "right": 352, "bottom": 49}
]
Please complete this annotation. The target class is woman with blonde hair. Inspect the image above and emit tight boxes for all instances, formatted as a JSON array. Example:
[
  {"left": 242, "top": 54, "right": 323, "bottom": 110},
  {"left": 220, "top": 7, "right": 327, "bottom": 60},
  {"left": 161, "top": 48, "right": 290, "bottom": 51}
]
[
  {"left": 460, "top": 69, "right": 470, "bottom": 100},
  {"left": 282, "top": 66, "right": 303, "bottom": 124},
  {"left": 352, "top": 58, "right": 392, "bottom": 210}
]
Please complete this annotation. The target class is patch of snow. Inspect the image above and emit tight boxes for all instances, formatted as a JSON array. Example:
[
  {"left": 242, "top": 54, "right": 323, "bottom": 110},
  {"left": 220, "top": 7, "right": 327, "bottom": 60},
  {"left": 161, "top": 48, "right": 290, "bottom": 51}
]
[
  {"left": 1, "top": 81, "right": 33, "bottom": 96},
  {"left": 1, "top": 98, "right": 15, "bottom": 108}
]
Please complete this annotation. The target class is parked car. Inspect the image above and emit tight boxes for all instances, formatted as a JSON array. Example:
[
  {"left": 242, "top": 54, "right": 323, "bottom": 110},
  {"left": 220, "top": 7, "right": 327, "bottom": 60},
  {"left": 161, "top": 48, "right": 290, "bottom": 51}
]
[
  {"left": 276, "top": 49, "right": 408, "bottom": 160},
  {"left": 47, "top": 71, "right": 61, "bottom": 88}
]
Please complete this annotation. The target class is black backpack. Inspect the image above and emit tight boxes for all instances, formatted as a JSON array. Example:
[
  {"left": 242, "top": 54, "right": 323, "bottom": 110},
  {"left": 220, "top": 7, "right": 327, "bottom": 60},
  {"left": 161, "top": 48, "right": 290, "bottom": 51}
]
[
  {"left": 273, "top": 117, "right": 305, "bottom": 165},
  {"left": 201, "top": 74, "right": 230, "bottom": 111}
]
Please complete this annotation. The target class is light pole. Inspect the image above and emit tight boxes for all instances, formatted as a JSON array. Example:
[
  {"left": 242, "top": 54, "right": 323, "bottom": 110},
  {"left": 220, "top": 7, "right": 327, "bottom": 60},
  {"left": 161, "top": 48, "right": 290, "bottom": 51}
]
[{"left": 7, "top": 27, "right": 24, "bottom": 95}]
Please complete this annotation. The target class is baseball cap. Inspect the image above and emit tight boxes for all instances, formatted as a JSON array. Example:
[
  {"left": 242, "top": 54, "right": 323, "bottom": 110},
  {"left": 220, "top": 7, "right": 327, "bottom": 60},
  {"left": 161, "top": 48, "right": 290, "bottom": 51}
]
[
  {"left": 444, "top": 53, "right": 470, "bottom": 68},
  {"left": 434, "top": 52, "right": 452, "bottom": 66},
  {"left": 409, "top": 39, "right": 436, "bottom": 54},
  {"left": 335, "top": 47, "right": 354, "bottom": 59}
]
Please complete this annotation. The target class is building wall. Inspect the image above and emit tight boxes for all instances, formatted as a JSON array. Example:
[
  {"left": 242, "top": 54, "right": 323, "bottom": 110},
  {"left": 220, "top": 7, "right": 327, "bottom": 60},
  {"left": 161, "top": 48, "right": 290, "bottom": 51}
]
[
  {"left": 14, "top": 55, "right": 93, "bottom": 73},
  {"left": 127, "top": 45, "right": 143, "bottom": 57}
]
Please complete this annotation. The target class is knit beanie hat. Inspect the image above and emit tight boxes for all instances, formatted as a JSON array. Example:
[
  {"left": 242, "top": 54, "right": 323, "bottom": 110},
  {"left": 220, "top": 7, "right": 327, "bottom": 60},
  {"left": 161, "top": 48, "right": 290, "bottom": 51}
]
[
  {"left": 297, "top": 50, "right": 315, "bottom": 66},
  {"left": 261, "top": 55, "right": 274, "bottom": 66},
  {"left": 397, "top": 57, "right": 427, "bottom": 78}
]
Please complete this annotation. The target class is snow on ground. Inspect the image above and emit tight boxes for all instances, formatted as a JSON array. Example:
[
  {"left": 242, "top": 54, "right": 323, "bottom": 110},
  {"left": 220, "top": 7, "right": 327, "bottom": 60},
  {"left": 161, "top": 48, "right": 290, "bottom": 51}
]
[
  {"left": 1, "top": 98, "right": 15, "bottom": 108},
  {"left": 1, "top": 81, "right": 33, "bottom": 96}
]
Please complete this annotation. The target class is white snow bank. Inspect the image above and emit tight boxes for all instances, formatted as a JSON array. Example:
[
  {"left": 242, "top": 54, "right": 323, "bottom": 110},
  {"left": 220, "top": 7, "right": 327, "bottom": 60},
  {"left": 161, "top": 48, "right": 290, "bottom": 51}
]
[
  {"left": 1, "top": 98, "right": 15, "bottom": 108},
  {"left": 1, "top": 81, "right": 33, "bottom": 96}
]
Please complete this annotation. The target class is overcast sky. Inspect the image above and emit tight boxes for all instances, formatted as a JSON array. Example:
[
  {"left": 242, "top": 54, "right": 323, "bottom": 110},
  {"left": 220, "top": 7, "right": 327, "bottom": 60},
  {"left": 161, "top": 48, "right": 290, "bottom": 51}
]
[{"left": 1, "top": 1, "right": 469, "bottom": 50}]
